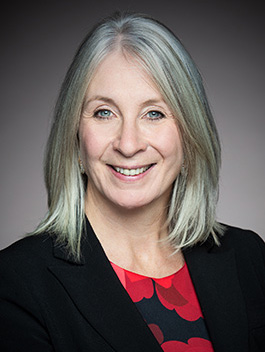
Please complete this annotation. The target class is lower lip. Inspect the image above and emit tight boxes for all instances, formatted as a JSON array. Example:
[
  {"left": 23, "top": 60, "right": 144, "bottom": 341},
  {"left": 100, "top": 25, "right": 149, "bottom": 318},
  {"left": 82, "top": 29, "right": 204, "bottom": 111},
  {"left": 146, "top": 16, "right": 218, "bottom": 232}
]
[{"left": 108, "top": 165, "right": 155, "bottom": 181}]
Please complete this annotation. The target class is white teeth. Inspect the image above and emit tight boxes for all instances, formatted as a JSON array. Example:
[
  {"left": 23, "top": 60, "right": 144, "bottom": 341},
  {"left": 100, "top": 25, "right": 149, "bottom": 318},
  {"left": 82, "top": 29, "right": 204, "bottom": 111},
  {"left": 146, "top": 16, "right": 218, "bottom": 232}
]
[{"left": 113, "top": 165, "right": 150, "bottom": 176}]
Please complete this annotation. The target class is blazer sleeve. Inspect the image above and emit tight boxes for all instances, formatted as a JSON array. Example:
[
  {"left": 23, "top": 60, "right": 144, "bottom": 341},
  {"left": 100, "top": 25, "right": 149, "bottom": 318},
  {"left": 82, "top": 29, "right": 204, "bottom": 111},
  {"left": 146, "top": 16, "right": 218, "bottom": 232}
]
[{"left": 0, "top": 254, "right": 54, "bottom": 351}]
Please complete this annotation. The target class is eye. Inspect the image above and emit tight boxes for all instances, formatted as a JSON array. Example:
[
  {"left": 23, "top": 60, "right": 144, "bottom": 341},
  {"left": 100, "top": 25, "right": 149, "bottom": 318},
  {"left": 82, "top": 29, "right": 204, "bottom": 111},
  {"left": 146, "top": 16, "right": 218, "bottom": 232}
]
[
  {"left": 146, "top": 110, "right": 165, "bottom": 120},
  {"left": 94, "top": 109, "right": 114, "bottom": 119}
]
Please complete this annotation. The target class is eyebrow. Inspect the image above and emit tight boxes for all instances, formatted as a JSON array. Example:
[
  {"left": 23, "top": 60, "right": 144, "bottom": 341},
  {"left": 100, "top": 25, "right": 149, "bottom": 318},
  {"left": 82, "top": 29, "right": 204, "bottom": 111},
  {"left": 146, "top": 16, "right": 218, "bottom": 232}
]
[
  {"left": 85, "top": 95, "right": 166, "bottom": 109},
  {"left": 85, "top": 96, "right": 116, "bottom": 105}
]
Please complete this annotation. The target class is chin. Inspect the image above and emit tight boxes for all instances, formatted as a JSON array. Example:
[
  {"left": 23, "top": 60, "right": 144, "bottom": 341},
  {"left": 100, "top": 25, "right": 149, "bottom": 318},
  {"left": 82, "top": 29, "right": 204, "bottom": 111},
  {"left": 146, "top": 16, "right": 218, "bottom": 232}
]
[
  {"left": 109, "top": 195, "right": 150, "bottom": 210},
  {"left": 115, "top": 201, "right": 147, "bottom": 211},
  {"left": 112, "top": 194, "right": 162, "bottom": 212}
]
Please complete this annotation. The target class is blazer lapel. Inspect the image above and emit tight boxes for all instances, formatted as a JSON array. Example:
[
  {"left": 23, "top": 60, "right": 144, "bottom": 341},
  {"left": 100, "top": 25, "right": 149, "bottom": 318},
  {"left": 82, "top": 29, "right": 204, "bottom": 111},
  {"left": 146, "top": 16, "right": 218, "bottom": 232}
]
[
  {"left": 184, "top": 240, "right": 248, "bottom": 352},
  {"left": 48, "top": 218, "right": 162, "bottom": 352}
]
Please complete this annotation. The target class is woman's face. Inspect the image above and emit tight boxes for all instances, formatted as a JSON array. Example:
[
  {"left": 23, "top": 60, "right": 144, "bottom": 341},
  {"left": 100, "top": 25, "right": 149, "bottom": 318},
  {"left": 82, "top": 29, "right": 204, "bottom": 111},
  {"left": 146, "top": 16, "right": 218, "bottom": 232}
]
[{"left": 79, "top": 51, "right": 183, "bottom": 211}]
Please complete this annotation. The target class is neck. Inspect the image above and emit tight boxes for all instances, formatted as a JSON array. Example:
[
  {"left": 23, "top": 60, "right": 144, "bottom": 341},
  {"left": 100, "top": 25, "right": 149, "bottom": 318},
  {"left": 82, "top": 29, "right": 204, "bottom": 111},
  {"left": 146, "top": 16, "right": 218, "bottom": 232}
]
[
  {"left": 86, "top": 191, "right": 168, "bottom": 244},
  {"left": 84, "top": 187, "right": 184, "bottom": 278}
]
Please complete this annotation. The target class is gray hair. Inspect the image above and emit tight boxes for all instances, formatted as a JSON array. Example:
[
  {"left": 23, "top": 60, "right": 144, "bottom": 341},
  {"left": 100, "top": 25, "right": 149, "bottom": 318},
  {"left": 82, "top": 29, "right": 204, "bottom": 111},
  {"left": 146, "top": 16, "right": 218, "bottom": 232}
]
[{"left": 32, "top": 12, "right": 224, "bottom": 260}]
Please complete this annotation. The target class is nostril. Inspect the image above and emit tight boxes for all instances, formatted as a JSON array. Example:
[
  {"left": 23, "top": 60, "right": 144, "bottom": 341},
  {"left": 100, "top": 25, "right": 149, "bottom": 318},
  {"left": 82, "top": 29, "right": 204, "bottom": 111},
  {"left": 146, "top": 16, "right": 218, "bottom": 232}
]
[{"left": 113, "top": 135, "right": 148, "bottom": 156}]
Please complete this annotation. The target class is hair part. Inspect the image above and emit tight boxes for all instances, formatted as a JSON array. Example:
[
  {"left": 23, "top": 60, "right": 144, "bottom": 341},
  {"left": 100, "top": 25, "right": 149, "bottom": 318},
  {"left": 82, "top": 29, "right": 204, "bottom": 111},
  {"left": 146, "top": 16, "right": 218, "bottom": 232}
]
[{"left": 31, "top": 12, "right": 224, "bottom": 261}]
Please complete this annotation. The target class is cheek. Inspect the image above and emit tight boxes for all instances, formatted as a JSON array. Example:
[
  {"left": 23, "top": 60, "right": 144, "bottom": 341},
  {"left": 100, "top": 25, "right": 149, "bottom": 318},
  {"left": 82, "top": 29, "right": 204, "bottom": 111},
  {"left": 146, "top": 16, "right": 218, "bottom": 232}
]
[
  {"left": 153, "top": 125, "right": 183, "bottom": 161},
  {"left": 79, "top": 128, "right": 106, "bottom": 163}
]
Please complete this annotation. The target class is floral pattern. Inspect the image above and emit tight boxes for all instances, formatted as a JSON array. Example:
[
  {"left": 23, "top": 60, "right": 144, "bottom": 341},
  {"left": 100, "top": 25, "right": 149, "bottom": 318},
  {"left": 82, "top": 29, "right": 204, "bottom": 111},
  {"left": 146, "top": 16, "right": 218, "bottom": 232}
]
[
  {"left": 111, "top": 262, "right": 214, "bottom": 351},
  {"left": 154, "top": 267, "right": 203, "bottom": 321},
  {"left": 162, "top": 338, "right": 214, "bottom": 352}
]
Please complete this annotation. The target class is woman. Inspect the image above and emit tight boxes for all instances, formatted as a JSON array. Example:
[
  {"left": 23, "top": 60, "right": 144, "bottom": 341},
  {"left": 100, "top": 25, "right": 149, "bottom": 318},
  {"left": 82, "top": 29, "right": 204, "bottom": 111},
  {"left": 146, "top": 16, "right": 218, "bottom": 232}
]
[{"left": 0, "top": 12, "right": 264, "bottom": 352}]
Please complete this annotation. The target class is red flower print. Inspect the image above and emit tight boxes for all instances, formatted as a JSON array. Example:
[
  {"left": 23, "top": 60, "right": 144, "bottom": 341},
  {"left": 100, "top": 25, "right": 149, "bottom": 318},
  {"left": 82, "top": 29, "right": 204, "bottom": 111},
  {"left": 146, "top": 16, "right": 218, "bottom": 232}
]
[
  {"left": 111, "top": 262, "right": 154, "bottom": 301},
  {"left": 124, "top": 271, "right": 154, "bottom": 302},
  {"left": 161, "top": 338, "right": 214, "bottom": 352},
  {"left": 154, "top": 264, "right": 203, "bottom": 321},
  {"left": 148, "top": 324, "right": 164, "bottom": 345}
]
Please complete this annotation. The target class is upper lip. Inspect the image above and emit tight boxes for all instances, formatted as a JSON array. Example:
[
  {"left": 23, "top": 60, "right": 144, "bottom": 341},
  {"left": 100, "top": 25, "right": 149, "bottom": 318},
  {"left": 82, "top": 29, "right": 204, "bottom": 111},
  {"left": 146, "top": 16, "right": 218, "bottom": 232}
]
[{"left": 108, "top": 163, "right": 155, "bottom": 169}]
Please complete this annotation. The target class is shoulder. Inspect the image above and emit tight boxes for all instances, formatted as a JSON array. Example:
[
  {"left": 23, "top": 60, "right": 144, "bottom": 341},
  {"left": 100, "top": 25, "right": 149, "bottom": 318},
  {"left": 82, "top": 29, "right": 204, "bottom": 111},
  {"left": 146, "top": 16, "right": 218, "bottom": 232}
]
[
  {"left": 0, "top": 234, "right": 59, "bottom": 350},
  {"left": 218, "top": 224, "right": 265, "bottom": 252},
  {"left": 0, "top": 234, "right": 54, "bottom": 273},
  {"left": 214, "top": 224, "right": 265, "bottom": 273},
  {"left": 0, "top": 233, "right": 57, "bottom": 314}
]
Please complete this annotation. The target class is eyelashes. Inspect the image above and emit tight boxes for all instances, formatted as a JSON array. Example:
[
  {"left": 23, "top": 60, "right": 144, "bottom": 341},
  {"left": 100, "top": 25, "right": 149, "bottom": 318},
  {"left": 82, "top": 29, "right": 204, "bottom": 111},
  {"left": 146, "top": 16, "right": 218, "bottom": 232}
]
[
  {"left": 93, "top": 109, "right": 114, "bottom": 119},
  {"left": 146, "top": 111, "right": 165, "bottom": 120},
  {"left": 93, "top": 109, "right": 166, "bottom": 121}
]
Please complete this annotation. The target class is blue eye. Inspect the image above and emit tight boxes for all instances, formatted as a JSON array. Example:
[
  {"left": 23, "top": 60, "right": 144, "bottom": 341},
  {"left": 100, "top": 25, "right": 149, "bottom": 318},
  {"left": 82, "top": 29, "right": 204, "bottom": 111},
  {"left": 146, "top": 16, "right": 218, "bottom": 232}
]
[
  {"left": 94, "top": 109, "right": 113, "bottom": 119},
  {"left": 146, "top": 111, "right": 165, "bottom": 120}
]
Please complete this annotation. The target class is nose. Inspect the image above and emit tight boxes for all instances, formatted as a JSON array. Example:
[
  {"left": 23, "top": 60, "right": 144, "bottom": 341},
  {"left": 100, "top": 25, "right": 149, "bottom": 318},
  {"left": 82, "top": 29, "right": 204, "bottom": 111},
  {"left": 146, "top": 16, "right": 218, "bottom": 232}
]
[{"left": 113, "top": 120, "right": 148, "bottom": 157}]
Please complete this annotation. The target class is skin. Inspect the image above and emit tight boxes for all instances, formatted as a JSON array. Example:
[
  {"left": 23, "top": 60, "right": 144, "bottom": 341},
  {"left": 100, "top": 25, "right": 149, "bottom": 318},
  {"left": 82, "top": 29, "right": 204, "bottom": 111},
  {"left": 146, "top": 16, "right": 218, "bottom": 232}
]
[{"left": 79, "top": 51, "right": 184, "bottom": 277}]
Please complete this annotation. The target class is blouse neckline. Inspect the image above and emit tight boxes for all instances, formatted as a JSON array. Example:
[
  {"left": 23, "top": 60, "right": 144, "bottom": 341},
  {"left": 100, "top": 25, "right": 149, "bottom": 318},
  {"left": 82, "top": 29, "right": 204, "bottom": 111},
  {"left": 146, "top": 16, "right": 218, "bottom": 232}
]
[{"left": 110, "top": 261, "right": 186, "bottom": 281}]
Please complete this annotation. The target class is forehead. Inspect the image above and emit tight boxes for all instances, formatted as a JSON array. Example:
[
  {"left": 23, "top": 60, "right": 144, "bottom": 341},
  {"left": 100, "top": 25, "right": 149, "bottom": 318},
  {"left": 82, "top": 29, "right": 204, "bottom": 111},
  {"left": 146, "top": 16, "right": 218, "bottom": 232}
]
[{"left": 86, "top": 51, "right": 162, "bottom": 100}]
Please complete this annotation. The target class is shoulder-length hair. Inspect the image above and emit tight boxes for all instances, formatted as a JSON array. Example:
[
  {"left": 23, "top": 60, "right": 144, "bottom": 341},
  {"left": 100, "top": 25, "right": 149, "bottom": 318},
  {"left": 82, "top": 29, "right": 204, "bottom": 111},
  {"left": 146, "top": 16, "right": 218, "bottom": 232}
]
[{"left": 32, "top": 12, "right": 224, "bottom": 260}]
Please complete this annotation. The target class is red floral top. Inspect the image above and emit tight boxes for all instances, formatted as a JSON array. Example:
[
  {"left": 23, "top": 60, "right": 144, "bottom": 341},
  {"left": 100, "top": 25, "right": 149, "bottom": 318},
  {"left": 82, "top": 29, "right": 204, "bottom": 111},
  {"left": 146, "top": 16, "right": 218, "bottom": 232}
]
[{"left": 111, "top": 262, "right": 214, "bottom": 352}]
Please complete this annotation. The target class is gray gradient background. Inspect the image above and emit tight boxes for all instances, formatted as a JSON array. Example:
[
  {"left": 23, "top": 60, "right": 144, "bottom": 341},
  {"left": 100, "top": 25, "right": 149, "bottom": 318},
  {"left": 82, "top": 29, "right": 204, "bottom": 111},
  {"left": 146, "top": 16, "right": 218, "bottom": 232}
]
[{"left": 1, "top": 0, "right": 264, "bottom": 249}]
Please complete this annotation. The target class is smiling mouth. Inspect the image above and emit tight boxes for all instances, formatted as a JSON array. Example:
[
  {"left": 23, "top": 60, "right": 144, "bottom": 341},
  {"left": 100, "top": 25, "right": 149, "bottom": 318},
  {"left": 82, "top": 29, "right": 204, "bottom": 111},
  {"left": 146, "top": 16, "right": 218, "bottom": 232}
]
[{"left": 110, "top": 164, "right": 154, "bottom": 176}]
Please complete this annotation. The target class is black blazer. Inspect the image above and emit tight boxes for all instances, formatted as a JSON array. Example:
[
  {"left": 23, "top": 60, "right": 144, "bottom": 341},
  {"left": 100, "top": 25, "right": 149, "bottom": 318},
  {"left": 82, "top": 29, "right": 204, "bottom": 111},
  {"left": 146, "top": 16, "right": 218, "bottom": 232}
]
[{"left": 0, "top": 219, "right": 265, "bottom": 352}]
